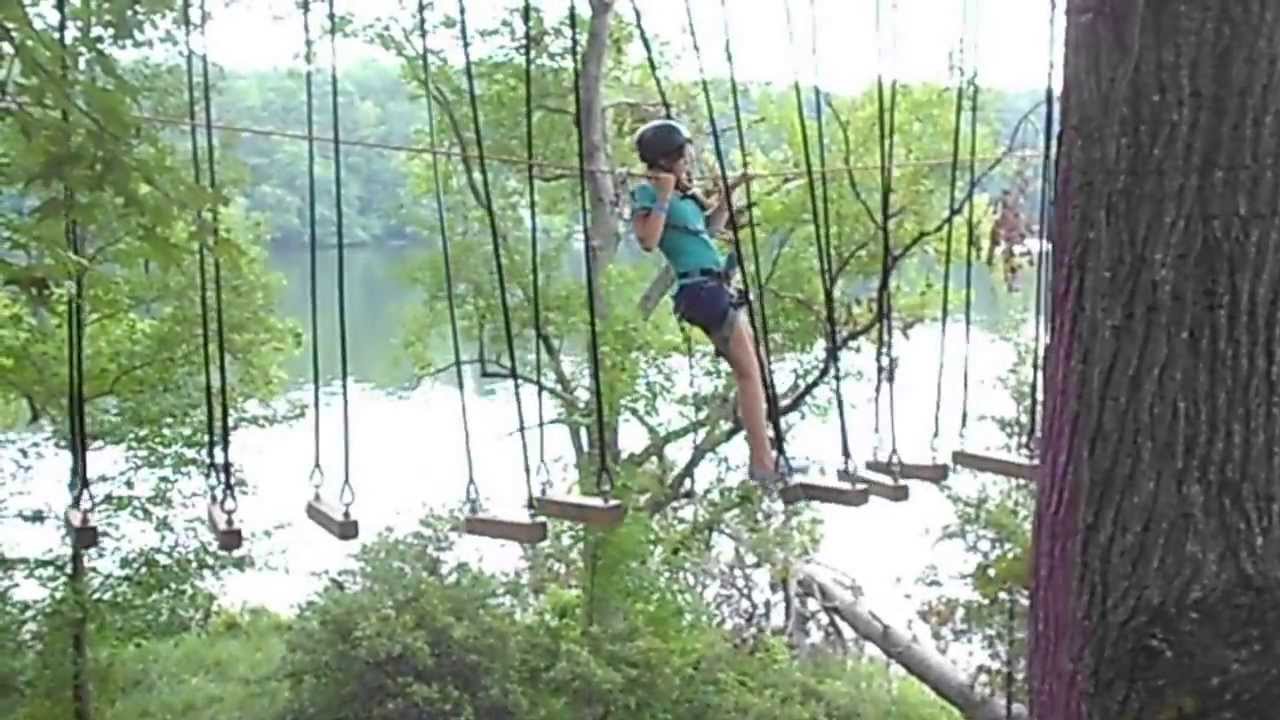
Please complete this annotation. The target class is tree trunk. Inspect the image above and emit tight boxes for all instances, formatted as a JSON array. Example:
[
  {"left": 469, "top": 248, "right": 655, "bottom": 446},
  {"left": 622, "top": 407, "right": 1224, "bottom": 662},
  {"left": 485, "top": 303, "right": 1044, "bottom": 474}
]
[
  {"left": 579, "top": 0, "right": 620, "bottom": 465},
  {"left": 582, "top": 0, "right": 619, "bottom": 265},
  {"left": 1032, "top": 4, "right": 1280, "bottom": 719},
  {"left": 799, "top": 565, "right": 1027, "bottom": 720}
]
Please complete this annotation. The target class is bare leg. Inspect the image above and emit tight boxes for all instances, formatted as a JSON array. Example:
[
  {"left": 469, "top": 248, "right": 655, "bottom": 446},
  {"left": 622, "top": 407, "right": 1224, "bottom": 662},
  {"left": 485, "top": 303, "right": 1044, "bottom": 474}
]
[{"left": 722, "top": 313, "right": 773, "bottom": 471}]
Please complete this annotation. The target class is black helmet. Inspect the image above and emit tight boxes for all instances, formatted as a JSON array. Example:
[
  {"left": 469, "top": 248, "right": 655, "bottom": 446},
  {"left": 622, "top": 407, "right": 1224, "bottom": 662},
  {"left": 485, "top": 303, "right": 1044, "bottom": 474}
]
[{"left": 634, "top": 119, "right": 691, "bottom": 167}]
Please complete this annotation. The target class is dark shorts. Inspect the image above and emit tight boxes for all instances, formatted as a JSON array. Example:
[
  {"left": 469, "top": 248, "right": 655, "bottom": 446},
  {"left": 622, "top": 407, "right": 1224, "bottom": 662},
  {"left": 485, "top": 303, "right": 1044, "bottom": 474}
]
[{"left": 673, "top": 279, "right": 741, "bottom": 358}]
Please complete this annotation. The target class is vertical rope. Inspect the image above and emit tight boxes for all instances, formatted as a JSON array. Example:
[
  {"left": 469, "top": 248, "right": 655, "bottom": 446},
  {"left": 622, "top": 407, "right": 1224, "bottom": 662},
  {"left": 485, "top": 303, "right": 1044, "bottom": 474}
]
[
  {"left": 1026, "top": 0, "right": 1056, "bottom": 455},
  {"left": 690, "top": 0, "right": 782, "bottom": 458},
  {"left": 568, "top": 0, "right": 613, "bottom": 496},
  {"left": 629, "top": 0, "right": 672, "bottom": 119},
  {"left": 931, "top": 11, "right": 969, "bottom": 451},
  {"left": 301, "top": 0, "right": 328, "bottom": 500},
  {"left": 456, "top": 0, "right": 537, "bottom": 499},
  {"left": 522, "top": 0, "right": 548, "bottom": 495},
  {"left": 959, "top": 23, "right": 981, "bottom": 440},
  {"left": 58, "top": 0, "right": 91, "bottom": 519},
  {"left": 417, "top": 0, "right": 479, "bottom": 510},
  {"left": 782, "top": 0, "right": 846, "bottom": 466},
  {"left": 872, "top": 0, "right": 902, "bottom": 465},
  {"left": 719, "top": 0, "right": 786, "bottom": 461},
  {"left": 1005, "top": 590, "right": 1016, "bottom": 718},
  {"left": 181, "top": 0, "right": 218, "bottom": 502},
  {"left": 197, "top": 0, "right": 237, "bottom": 518},
  {"left": 325, "top": 0, "right": 356, "bottom": 517}
]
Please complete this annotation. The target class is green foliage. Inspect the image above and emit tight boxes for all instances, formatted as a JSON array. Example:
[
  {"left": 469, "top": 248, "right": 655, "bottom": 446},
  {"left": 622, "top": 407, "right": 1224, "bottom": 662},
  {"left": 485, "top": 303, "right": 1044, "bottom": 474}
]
[
  {"left": 1, "top": 2, "right": 1046, "bottom": 718},
  {"left": 14, "top": 607, "right": 289, "bottom": 720},
  {"left": 281, "top": 518, "right": 961, "bottom": 720},
  {"left": 916, "top": 307, "right": 1038, "bottom": 702},
  {"left": 1, "top": 6, "right": 298, "bottom": 717}
]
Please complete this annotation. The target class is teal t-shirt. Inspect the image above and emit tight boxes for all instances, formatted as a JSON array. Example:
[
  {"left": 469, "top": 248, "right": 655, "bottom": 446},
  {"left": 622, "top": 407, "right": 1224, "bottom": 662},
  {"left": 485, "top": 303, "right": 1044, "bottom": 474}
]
[{"left": 631, "top": 182, "right": 723, "bottom": 282}]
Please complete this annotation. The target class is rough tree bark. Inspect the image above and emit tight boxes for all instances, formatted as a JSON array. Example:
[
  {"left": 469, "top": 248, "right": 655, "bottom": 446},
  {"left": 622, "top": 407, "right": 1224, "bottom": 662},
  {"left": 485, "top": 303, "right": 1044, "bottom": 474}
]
[{"left": 1032, "top": 3, "right": 1280, "bottom": 719}]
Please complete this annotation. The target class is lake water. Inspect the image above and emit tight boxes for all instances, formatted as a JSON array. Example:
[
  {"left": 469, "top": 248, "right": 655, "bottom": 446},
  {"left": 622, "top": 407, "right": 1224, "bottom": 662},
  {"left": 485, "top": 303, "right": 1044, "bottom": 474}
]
[{"left": 5, "top": 245, "right": 1036, "bottom": 654}]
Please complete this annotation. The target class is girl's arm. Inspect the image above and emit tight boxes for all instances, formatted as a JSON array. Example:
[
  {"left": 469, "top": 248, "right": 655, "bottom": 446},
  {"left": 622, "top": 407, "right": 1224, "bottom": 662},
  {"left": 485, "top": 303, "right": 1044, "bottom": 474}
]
[
  {"left": 633, "top": 206, "right": 667, "bottom": 252},
  {"left": 633, "top": 175, "right": 675, "bottom": 251}
]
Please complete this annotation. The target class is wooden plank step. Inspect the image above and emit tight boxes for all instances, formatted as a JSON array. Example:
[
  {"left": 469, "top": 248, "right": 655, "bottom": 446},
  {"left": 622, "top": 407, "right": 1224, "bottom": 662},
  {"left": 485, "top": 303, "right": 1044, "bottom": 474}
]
[
  {"left": 780, "top": 479, "right": 869, "bottom": 507},
  {"left": 839, "top": 469, "right": 909, "bottom": 502},
  {"left": 64, "top": 509, "right": 98, "bottom": 550},
  {"left": 463, "top": 513, "right": 548, "bottom": 545},
  {"left": 863, "top": 460, "right": 949, "bottom": 483},
  {"left": 533, "top": 494, "right": 626, "bottom": 529},
  {"left": 206, "top": 501, "right": 243, "bottom": 552},
  {"left": 306, "top": 497, "right": 359, "bottom": 541},
  {"left": 951, "top": 450, "right": 1037, "bottom": 481}
]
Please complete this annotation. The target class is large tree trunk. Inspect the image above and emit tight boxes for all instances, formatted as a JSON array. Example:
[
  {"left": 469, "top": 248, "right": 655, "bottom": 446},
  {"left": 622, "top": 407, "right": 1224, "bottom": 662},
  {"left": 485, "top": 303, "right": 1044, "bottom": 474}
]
[{"left": 1032, "top": 4, "right": 1280, "bottom": 719}]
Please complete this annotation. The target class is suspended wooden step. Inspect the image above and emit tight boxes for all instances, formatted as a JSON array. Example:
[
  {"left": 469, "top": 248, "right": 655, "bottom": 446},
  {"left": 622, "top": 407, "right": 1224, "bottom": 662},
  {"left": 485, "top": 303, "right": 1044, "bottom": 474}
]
[
  {"left": 951, "top": 450, "right": 1038, "bottom": 481},
  {"left": 533, "top": 494, "right": 626, "bottom": 529},
  {"left": 780, "top": 477, "right": 869, "bottom": 507},
  {"left": 838, "top": 469, "right": 909, "bottom": 502},
  {"left": 463, "top": 512, "right": 548, "bottom": 545},
  {"left": 206, "top": 502, "right": 243, "bottom": 552},
  {"left": 306, "top": 496, "right": 359, "bottom": 541},
  {"left": 64, "top": 509, "right": 98, "bottom": 550},
  {"left": 863, "top": 459, "right": 949, "bottom": 483}
]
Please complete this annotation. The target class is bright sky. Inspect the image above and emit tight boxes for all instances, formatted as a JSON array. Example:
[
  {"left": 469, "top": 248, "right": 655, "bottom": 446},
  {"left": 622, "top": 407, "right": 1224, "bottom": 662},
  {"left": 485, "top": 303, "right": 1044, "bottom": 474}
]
[{"left": 206, "top": 0, "right": 1063, "bottom": 93}]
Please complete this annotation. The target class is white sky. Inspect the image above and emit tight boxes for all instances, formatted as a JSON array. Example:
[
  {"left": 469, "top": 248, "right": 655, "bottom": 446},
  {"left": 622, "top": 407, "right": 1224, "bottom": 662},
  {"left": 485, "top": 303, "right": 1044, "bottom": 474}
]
[{"left": 206, "top": 0, "right": 1063, "bottom": 93}]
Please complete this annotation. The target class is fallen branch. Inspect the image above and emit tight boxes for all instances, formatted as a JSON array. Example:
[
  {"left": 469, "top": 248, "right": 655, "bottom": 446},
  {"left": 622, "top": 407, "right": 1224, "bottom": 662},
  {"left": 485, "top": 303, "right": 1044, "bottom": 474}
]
[{"left": 796, "top": 563, "right": 1028, "bottom": 720}]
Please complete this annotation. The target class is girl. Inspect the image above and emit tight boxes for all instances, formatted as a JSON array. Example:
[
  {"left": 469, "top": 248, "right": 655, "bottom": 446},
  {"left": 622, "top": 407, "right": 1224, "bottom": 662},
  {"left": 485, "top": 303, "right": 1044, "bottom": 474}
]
[{"left": 629, "top": 118, "right": 793, "bottom": 486}]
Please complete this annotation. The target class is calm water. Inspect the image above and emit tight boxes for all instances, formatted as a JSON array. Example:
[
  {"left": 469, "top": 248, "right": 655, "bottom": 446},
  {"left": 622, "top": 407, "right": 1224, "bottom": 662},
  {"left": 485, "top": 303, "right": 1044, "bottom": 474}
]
[{"left": 7, "top": 245, "right": 1035, "bottom": 644}]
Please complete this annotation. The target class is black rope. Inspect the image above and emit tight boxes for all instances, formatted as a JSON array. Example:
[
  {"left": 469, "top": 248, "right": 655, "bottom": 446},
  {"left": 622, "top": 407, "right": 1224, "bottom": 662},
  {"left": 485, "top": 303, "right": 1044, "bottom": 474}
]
[
  {"left": 325, "top": 0, "right": 356, "bottom": 517},
  {"left": 687, "top": 0, "right": 783, "bottom": 464},
  {"left": 302, "top": 0, "right": 326, "bottom": 496},
  {"left": 718, "top": 0, "right": 786, "bottom": 461},
  {"left": 58, "top": 0, "right": 91, "bottom": 518},
  {"left": 568, "top": 1, "right": 613, "bottom": 496},
  {"left": 931, "top": 27, "right": 969, "bottom": 451},
  {"left": 959, "top": 64, "right": 980, "bottom": 439},
  {"left": 1026, "top": 0, "right": 1056, "bottom": 456},
  {"left": 198, "top": 0, "right": 237, "bottom": 518},
  {"left": 522, "top": 0, "right": 548, "bottom": 494},
  {"left": 872, "top": 0, "right": 902, "bottom": 467},
  {"left": 1005, "top": 591, "right": 1016, "bottom": 718},
  {"left": 629, "top": 0, "right": 672, "bottom": 119},
  {"left": 417, "top": 0, "right": 479, "bottom": 510},
  {"left": 632, "top": 0, "right": 708, "bottom": 455},
  {"left": 807, "top": 0, "right": 854, "bottom": 467},
  {"left": 181, "top": 0, "right": 217, "bottom": 502},
  {"left": 781, "top": 1, "right": 846, "bottom": 466},
  {"left": 456, "top": 0, "right": 537, "bottom": 499}
]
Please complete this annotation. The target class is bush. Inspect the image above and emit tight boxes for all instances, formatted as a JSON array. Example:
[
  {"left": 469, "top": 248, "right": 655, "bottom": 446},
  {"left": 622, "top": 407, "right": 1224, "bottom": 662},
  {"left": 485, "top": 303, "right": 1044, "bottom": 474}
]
[
  {"left": 279, "top": 520, "right": 962, "bottom": 720},
  {"left": 13, "top": 606, "right": 289, "bottom": 720}
]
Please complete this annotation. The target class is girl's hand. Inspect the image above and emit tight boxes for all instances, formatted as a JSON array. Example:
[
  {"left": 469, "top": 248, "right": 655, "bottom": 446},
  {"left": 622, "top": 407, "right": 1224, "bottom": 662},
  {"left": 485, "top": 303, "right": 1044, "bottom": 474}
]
[
  {"left": 650, "top": 171, "right": 677, "bottom": 196},
  {"left": 714, "top": 171, "right": 749, "bottom": 195}
]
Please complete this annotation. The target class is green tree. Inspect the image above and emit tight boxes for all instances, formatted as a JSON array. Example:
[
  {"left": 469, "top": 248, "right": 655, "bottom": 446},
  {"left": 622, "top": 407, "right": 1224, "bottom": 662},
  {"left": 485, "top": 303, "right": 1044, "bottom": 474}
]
[
  {"left": 1, "top": 2, "right": 297, "bottom": 716},
  {"left": 373, "top": 0, "right": 1029, "bottom": 714}
]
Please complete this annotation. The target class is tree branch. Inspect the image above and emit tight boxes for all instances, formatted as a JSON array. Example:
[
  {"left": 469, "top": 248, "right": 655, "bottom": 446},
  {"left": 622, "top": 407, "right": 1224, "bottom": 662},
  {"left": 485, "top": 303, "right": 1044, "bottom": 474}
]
[
  {"left": 891, "top": 101, "right": 1045, "bottom": 265},
  {"left": 423, "top": 357, "right": 576, "bottom": 411},
  {"left": 797, "top": 564, "right": 1029, "bottom": 720}
]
